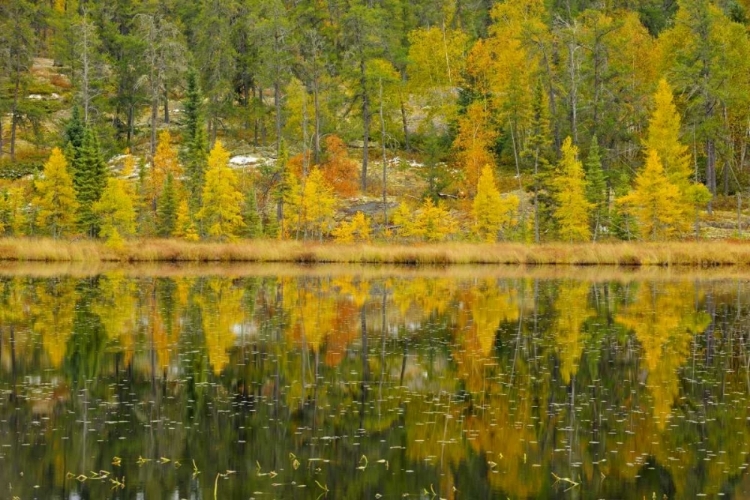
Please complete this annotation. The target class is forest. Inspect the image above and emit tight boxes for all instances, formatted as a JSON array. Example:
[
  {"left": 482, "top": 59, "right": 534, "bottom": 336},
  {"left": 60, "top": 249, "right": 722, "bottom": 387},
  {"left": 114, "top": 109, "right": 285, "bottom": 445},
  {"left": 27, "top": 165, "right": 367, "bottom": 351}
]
[{"left": 1, "top": 0, "right": 750, "bottom": 245}]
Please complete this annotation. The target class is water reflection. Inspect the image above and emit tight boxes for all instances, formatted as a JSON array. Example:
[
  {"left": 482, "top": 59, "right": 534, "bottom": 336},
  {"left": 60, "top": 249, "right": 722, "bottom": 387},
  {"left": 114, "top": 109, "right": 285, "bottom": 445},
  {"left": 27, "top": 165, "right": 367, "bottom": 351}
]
[{"left": 0, "top": 269, "right": 749, "bottom": 498}]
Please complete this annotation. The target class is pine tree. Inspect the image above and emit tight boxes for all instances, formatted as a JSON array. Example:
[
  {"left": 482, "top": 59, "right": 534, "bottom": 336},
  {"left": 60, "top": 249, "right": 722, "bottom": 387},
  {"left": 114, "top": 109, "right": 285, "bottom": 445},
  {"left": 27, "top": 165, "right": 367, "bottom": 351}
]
[
  {"left": 74, "top": 127, "right": 108, "bottom": 237},
  {"left": 93, "top": 178, "right": 136, "bottom": 247},
  {"left": 584, "top": 136, "right": 607, "bottom": 240},
  {"left": 156, "top": 173, "right": 179, "bottom": 237},
  {"left": 552, "top": 137, "right": 593, "bottom": 242},
  {"left": 183, "top": 70, "right": 209, "bottom": 209},
  {"left": 473, "top": 165, "right": 520, "bottom": 242},
  {"left": 197, "top": 141, "right": 245, "bottom": 241},
  {"left": 242, "top": 188, "right": 263, "bottom": 238},
  {"left": 522, "top": 81, "right": 554, "bottom": 243},
  {"left": 618, "top": 149, "right": 683, "bottom": 240},
  {"left": 33, "top": 148, "right": 79, "bottom": 238}
]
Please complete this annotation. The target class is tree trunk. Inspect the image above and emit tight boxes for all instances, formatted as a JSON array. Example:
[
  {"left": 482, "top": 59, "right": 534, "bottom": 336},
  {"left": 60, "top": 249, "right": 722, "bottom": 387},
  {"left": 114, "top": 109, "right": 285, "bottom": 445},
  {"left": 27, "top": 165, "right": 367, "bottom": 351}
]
[
  {"left": 274, "top": 81, "right": 281, "bottom": 158},
  {"left": 313, "top": 78, "right": 321, "bottom": 164},
  {"left": 400, "top": 96, "right": 409, "bottom": 152},
  {"left": 150, "top": 97, "right": 158, "bottom": 158},
  {"left": 707, "top": 139, "right": 716, "bottom": 213},
  {"left": 127, "top": 103, "right": 134, "bottom": 146},
  {"left": 360, "top": 58, "right": 369, "bottom": 192},
  {"left": 380, "top": 79, "right": 388, "bottom": 230},
  {"left": 10, "top": 71, "right": 20, "bottom": 161},
  {"left": 0, "top": 108, "right": 4, "bottom": 158},
  {"left": 163, "top": 87, "right": 170, "bottom": 124}
]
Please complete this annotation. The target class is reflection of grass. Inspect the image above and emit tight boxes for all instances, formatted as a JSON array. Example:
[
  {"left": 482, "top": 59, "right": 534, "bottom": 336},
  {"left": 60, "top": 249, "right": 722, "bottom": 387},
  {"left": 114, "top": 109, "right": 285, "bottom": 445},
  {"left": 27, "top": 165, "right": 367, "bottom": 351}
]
[{"left": 2, "top": 237, "right": 750, "bottom": 266}]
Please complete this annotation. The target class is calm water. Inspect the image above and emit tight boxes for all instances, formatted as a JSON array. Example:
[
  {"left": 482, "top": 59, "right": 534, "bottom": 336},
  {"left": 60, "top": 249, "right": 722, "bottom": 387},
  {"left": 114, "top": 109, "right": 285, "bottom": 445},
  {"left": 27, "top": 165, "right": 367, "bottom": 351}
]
[{"left": 1, "top": 266, "right": 750, "bottom": 499}]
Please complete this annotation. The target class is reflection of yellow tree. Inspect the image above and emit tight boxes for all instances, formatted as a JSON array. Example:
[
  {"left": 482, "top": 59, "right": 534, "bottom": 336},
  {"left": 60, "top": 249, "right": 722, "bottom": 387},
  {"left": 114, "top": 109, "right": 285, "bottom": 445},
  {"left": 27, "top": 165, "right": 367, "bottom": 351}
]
[
  {"left": 453, "top": 280, "right": 519, "bottom": 391},
  {"left": 92, "top": 273, "right": 138, "bottom": 365},
  {"left": 391, "top": 278, "right": 456, "bottom": 320},
  {"left": 284, "top": 278, "right": 336, "bottom": 353},
  {"left": 617, "top": 282, "right": 709, "bottom": 429},
  {"left": 196, "top": 278, "right": 243, "bottom": 375},
  {"left": 0, "top": 278, "right": 33, "bottom": 370},
  {"left": 32, "top": 279, "right": 77, "bottom": 367},
  {"left": 554, "top": 281, "right": 593, "bottom": 384}
]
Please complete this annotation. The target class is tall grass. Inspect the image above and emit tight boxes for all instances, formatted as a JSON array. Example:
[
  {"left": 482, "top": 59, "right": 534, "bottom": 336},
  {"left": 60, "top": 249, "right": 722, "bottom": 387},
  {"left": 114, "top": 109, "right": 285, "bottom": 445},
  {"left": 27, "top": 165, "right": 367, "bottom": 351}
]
[{"left": 0, "top": 237, "right": 749, "bottom": 267}]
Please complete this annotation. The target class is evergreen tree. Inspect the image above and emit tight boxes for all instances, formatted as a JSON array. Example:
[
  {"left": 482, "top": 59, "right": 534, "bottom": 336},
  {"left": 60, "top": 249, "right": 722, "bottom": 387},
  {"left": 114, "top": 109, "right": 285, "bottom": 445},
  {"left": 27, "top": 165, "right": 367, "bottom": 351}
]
[
  {"left": 552, "top": 137, "right": 592, "bottom": 242},
  {"left": 242, "top": 188, "right": 263, "bottom": 238},
  {"left": 522, "top": 82, "right": 554, "bottom": 243},
  {"left": 182, "top": 70, "right": 209, "bottom": 209},
  {"left": 584, "top": 136, "right": 607, "bottom": 240},
  {"left": 33, "top": 148, "right": 79, "bottom": 238},
  {"left": 156, "top": 173, "right": 179, "bottom": 237},
  {"left": 74, "top": 128, "right": 109, "bottom": 237}
]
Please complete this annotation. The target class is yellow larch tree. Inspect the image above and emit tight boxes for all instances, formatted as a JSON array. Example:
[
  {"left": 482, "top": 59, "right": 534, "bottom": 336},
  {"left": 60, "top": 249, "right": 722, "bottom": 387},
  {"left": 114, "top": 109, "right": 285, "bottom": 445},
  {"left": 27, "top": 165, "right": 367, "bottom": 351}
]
[
  {"left": 197, "top": 140, "right": 245, "bottom": 241},
  {"left": 285, "top": 168, "right": 337, "bottom": 240},
  {"left": 174, "top": 199, "right": 199, "bottom": 241},
  {"left": 552, "top": 137, "right": 592, "bottom": 242},
  {"left": 93, "top": 178, "right": 137, "bottom": 248},
  {"left": 453, "top": 102, "right": 497, "bottom": 196},
  {"left": 150, "top": 130, "right": 182, "bottom": 206},
  {"left": 332, "top": 211, "right": 371, "bottom": 243},
  {"left": 33, "top": 147, "right": 79, "bottom": 238},
  {"left": 618, "top": 149, "right": 684, "bottom": 240},
  {"left": 473, "top": 165, "right": 520, "bottom": 242},
  {"left": 642, "top": 79, "right": 710, "bottom": 234},
  {"left": 394, "top": 198, "right": 458, "bottom": 242}
]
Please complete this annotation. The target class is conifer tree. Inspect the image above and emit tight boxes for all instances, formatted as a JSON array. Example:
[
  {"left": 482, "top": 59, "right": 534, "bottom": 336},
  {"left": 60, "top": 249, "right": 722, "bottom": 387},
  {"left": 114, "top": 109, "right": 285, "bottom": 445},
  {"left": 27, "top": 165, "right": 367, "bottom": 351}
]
[
  {"left": 93, "top": 178, "right": 136, "bottom": 247},
  {"left": 552, "top": 137, "right": 592, "bottom": 242},
  {"left": 618, "top": 149, "right": 683, "bottom": 240},
  {"left": 522, "top": 82, "right": 554, "bottom": 243},
  {"left": 242, "top": 188, "right": 263, "bottom": 238},
  {"left": 183, "top": 70, "right": 209, "bottom": 209},
  {"left": 332, "top": 212, "right": 372, "bottom": 243},
  {"left": 74, "top": 127, "right": 108, "bottom": 237},
  {"left": 644, "top": 79, "right": 711, "bottom": 234},
  {"left": 156, "top": 173, "right": 178, "bottom": 237},
  {"left": 197, "top": 141, "right": 245, "bottom": 240},
  {"left": 33, "top": 148, "right": 79, "bottom": 238},
  {"left": 585, "top": 136, "right": 607, "bottom": 240},
  {"left": 151, "top": 130, "right": 182, "bottom": 208}
]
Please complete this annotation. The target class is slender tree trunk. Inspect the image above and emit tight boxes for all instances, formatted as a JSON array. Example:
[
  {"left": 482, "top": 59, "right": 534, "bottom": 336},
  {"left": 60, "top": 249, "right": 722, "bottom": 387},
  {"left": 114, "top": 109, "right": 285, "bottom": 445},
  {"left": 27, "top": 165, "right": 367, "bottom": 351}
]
[
  {"left": 360, "top": 58, "right": 369, "bottom": 192},
  {"left": 163, "top": 87, "right": 170, "bottom": 124},
  {"left": 707, "top": 139, "right": 716, "bottom": 213},
  {"left": 313, "top": 78, "right": 321, "bottom": 164},
  {"left": 400, "top": 96, "right": 409, "bottom": 152},
  {"left": 0, "top": 108, "right": 4, "bottom": 158},
  {"left": 274, "top": 81, "right": 281, "bottom": 158},
  {"left": 568, "top": 42, "right": 578, "bottom": 145},
  {"left": 127, "top": 103, "right": 134, "bottom": 146},
  {"left": 150, "top": 97, "right": 158, "bottom": 158},
  {"left": 534, "top": 150, "right": 540, "bottom": 244},
  {"left": 380, "top": 79, "right": 388, "bottom": 230},
  {"left": 254, "top": 86, "right": 261, "bottom": 147},
  {"left": 10, "top": 71, "right": 20, "bottom": 161}
]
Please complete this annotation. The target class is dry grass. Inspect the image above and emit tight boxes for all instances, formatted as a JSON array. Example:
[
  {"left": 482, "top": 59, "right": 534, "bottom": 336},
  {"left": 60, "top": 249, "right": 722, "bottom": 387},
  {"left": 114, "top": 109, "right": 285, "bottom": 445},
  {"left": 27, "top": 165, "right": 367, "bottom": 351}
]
[{"left": 0, "top": 237, "right": 749, "bottom": 267}]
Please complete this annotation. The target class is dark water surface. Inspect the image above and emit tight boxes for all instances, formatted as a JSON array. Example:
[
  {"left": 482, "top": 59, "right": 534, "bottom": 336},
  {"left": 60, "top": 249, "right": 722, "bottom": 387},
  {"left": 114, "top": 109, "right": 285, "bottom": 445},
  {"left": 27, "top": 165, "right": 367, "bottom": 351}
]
[{"left": 2, "top": 266, "right": 750, "bottom": 499}]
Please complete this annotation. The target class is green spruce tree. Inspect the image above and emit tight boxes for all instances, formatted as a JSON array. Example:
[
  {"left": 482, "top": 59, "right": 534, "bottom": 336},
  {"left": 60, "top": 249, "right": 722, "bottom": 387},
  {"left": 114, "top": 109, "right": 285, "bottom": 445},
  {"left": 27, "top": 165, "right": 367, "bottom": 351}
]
[
  {"left": 157, "top": 173, "right": 178, "bottom": 237},
  {"left": 74, "top": 127, "right": 108, "bottom": 237},
  {"left": 182, "top": 70, "right": 209, "bottom": 211},
  {"left": 585, "top": 136, "right": 607, "bottom": 240},
  {"left": 243, "top": 188, "right": 263, "bottom": 238}
]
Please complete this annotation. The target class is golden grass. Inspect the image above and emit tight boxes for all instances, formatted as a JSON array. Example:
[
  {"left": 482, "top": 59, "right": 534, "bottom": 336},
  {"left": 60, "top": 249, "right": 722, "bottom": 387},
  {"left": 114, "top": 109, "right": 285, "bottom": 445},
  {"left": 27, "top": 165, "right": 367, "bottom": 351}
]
[{"left": 0, "top": 237, "right": 749, "bottom": 267}]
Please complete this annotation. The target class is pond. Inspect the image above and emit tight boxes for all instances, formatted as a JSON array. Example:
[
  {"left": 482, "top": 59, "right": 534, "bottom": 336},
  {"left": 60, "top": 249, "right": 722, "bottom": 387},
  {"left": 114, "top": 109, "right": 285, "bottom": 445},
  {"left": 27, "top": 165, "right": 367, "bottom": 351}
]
[{"left": 1, "top": 264, "right": 749, "bottom": 499}]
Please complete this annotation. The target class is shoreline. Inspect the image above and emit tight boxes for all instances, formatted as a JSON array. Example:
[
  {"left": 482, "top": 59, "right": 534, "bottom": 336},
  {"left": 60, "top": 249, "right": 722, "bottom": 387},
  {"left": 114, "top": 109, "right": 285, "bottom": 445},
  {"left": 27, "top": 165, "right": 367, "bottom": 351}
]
[{"left": 0, "top": 237, "right": 747, "bottom": 266}]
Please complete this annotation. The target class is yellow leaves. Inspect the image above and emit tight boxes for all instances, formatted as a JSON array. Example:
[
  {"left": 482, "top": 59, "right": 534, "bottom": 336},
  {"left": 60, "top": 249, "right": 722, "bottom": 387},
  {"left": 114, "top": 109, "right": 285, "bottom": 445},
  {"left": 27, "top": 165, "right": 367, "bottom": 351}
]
[
  {"left": 552, "top": 137, "right": 592, "bottom": 242},
  {"left": 150, "top": 130, "right": 182, "bottom": 205},
  {"left": 33, "top": 147, "right": 79, "bottom": 238},
  {"left": 553, "top": 281, "right": 593, "bottom": 384},
  {"left": 197, "top": 278, "right": 243, "bottom": 375},
  {"left": 333, "top": 211, "right": 371, "bottom": 243},
  {"left": 453, "top": 102, "right": 497, "bottom": 195},
  {"left": 392, "top": 198, "right": 457, "bottom": 242},
  {"left": 93, "top": 178, "right": 137, "bottom": 244},
  {"left": 197, "top": 141, "right": 245, "bottom": 241},
  {"left": 645, "top": 79, "right": 692, "bottom": 184},
  {"left": 473, "top": 165, "right": 519, "bottom": 242},
  {"left": 618, "top": 149, "right": 684, "bottom": 240},
  {"left": 284, "top": 168, "right": 337, "bottom": 240}
]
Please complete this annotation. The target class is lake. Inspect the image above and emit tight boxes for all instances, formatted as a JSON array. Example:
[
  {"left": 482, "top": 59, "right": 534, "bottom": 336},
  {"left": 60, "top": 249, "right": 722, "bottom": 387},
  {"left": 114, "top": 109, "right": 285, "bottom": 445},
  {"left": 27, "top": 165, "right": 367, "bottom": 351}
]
[{"left": 1, "top": 264, "right": 749, "bottom": 499}]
